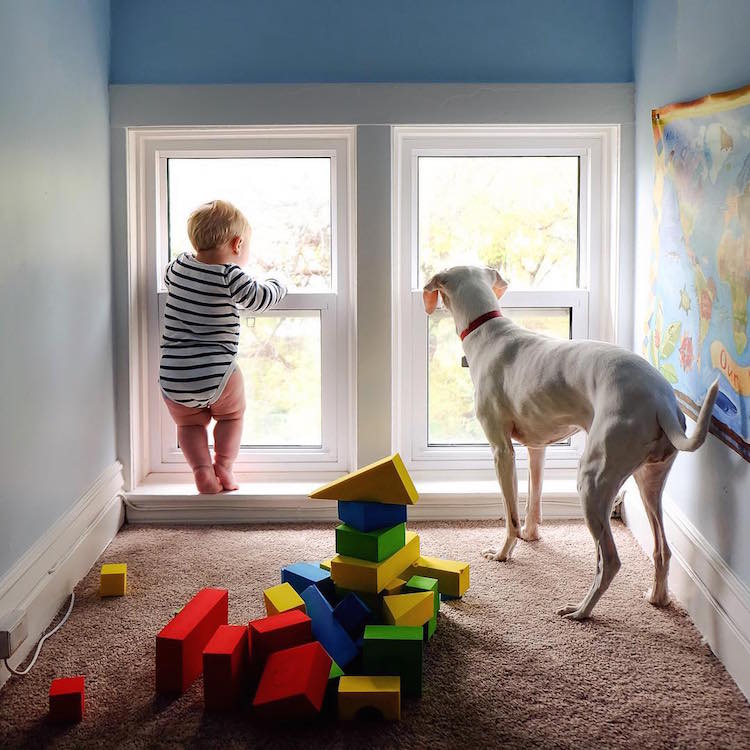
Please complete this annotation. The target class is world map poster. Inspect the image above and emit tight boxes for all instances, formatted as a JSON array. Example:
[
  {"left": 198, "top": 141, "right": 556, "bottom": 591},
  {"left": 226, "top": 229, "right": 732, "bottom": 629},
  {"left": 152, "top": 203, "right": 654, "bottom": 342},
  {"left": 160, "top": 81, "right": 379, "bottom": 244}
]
[{"left": 646, "top": 83, "right": 750, "bottom": 461}]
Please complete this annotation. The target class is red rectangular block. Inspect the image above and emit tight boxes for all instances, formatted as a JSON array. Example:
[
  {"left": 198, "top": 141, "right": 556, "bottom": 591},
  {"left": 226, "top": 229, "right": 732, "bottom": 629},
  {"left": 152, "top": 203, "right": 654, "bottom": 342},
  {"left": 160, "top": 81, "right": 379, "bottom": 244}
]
[
  {"left": 252, "top": 641, "right": 332, "bottom": 720},
  {"left": 247, "top": 609, "right": 312, "bottom": 666},
  {"left": 202, "top": 624, "right": 249, "bottom": 711},
  {"left": 49, "top": 676, "right": 85, "bottom": 723},
  {"left": 156, "top": 587, "right": 228, "bottom": 694}
]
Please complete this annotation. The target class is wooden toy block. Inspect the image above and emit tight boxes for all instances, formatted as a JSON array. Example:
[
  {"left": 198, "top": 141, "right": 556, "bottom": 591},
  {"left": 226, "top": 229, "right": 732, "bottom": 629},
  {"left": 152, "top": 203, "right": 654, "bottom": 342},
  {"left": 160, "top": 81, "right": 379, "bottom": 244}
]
[
  {"left": 333, "top": 593, "right": 371, "bottom": 639},
  {"left": 383, "top": 591, "right": 434, "bottom": 627},
  {"left": 100, "top": 563, "right": 127, "bottom": 596},
  {"left": 405, "top": 575, "right": 440, "bottom": 618},
  {"left": 330, "top": 531, "right": 420, "bottom": 594},
  {"left": 323, "top": 659, "right": 346, "bottom": 714},
  {"left": 252, "top": 641, "right": 332, "bottom": 720},
  {"left": 156, "top": 588, "right": 228, "bottom": 694},
  {"left": 248, "top": 609, "right": 312, "bottom": 666},
  {"left": 309, "top": 453, "right": 418, "bottom": 505},
  {"left": 319, "top": 558, "right": 333, "bottom": 571},
  {"left": 338, "top": 676, "right": 401, "bottom": 721},
  {"left": 202, "top": 624, "right": 249, "bottom": 711},
  {"left": 300, "top": 584, "right": 359, "bottom": 667},
  {"left": 406, "top": 556, "right": 470, "bottom": 598},
  {"left": 330, "top": 661, "right": 345, "bottom": 680},
  {"left": 263, "top": 583, "right": 306, "bottom": 616},
  {"left": 335, "top": 522, "right": 406, "bottom": 562},
  {"left": 363, "top": 625, "right": 423, "bottom": 698},
  {"left": 424, "top": 615, "right": 437, "bottom": 641},
  {"left": 334, "top": 586, "right": 382, "bottom": 615},
  {"left": 383, "top": 577, "right": 406, "bottom": 596},
  {"left": 49, "top": 676, "right": 84, "bottom": 723},
  {"left": 337, "top": 501, "right": 407, "bottom": 533},
  {"left": 281, "top": 562, "right": 334, "bottom": 597}
]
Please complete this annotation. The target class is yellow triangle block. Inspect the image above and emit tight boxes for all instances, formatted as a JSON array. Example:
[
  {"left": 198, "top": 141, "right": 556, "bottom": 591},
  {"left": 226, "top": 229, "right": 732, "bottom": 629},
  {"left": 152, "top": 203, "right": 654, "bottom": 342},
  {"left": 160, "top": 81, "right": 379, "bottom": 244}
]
[
  {"left": 406, "top": 556, "right": 470, "bottom": 598},
  {"left": 263, "top": 582, "right": 306, "bottom": 616},
  {"left": 383, "top": 592, "right": 434, "bottom": 627},
  {"left": 309, "top": 453, "right": 418, "bottom": 505}
]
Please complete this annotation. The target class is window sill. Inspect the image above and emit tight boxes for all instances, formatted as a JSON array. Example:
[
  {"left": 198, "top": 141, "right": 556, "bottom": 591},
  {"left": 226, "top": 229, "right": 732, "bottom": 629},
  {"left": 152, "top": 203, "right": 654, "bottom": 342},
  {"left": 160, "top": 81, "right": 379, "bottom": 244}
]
[{"left": 124, "top": 475, "right": 580, "bottom": 523}]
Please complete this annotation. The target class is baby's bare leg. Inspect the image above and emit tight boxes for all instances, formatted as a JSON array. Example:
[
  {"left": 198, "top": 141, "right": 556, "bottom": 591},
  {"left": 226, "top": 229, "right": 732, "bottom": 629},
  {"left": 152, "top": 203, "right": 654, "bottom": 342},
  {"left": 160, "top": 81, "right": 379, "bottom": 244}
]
[
  {"left": 211, "top": 370, "right": 246, "bottom": 491},
  {"left": 177, "top": 425, "right": 222, "bottom": 494}
]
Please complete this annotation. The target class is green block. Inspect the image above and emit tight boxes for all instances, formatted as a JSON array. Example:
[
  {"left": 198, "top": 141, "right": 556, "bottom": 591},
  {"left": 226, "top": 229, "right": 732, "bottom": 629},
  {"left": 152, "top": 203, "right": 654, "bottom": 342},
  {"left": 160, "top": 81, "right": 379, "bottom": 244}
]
[
  {"left": 363, "top": 625, "right": 423, "bottom": 698},
  {"left": 423, "top": 615, "right": 437, "bottom": 641},
  {"left": 329, "top": 661, "right": 345, "bottom": 680},
  {"left": 335, "top": 522, "right": 406, "bottom": 563},
  {"left": 405, "top": 575, "right": 439, "bottom": 619}
]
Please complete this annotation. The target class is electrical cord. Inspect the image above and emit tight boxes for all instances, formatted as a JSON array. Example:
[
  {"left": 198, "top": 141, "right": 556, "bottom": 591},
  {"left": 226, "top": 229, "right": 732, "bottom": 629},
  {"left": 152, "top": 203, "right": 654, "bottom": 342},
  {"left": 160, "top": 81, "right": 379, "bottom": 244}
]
[{"left": 3, "top": 592, "right": 75, "bottom": 676}]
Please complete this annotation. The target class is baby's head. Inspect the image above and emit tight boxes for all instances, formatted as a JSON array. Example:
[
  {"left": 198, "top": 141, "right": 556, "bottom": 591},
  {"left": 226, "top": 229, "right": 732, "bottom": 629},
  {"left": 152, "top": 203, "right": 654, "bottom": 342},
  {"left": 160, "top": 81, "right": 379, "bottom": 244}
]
[{"left": 187, "top": 199, "right": 251, "bottom": 265}]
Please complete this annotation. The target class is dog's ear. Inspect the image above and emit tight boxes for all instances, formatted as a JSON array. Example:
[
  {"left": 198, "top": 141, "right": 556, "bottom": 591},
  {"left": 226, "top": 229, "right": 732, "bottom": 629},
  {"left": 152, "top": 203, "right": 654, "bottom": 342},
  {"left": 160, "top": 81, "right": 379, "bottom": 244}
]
[
  {"left": 423, "top": 274, "right": 444, "bottom": 315},
  {"left": 485, "top": 267, "right": 509, "bottom": 299}
]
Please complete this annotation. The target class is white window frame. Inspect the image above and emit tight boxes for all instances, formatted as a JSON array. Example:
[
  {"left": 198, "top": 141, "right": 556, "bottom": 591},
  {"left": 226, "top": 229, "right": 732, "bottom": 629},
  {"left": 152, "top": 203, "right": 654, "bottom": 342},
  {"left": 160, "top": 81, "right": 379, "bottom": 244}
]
[
  {"left": 392, "top": 125, "right": 620, "bottom": 474},
  {"left": 129, "top": 127, "right": 356, "bottom": 479}
]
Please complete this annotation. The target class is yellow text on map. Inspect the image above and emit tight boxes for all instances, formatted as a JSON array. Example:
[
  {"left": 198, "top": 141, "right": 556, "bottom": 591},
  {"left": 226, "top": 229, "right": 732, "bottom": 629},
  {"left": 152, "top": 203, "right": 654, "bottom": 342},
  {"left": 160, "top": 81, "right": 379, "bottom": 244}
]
[{"left": 710, "top": 341, "right": 750, "bottom": 396}]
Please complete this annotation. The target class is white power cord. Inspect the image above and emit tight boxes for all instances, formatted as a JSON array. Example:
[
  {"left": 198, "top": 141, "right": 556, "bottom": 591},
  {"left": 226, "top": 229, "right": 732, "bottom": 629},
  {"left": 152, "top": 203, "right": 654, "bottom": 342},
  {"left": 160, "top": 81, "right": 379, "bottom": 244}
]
[{"left": 3, "top": 592, "right": 75, "bottom": 676}]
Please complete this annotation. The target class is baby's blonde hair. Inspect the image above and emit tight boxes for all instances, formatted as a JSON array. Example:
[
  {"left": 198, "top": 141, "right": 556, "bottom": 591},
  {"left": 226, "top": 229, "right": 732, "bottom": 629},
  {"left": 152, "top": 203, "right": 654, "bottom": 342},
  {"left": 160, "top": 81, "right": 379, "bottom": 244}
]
[{"left": 187, "top": 200, "right": 249, "bottom": 252}]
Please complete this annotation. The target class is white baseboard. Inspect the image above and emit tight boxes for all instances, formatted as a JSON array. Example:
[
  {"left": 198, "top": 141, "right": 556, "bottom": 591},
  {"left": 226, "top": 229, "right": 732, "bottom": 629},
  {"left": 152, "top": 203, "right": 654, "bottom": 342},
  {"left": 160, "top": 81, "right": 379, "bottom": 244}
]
[
  {"left": 0, "top": 462, "right": 125, "bottom": 688},
  {"left": 621, "top": 480, "right": 750, "bottom": 701},
  {"left": 124, "top": 477, "right": 582, "bottom": 523}
]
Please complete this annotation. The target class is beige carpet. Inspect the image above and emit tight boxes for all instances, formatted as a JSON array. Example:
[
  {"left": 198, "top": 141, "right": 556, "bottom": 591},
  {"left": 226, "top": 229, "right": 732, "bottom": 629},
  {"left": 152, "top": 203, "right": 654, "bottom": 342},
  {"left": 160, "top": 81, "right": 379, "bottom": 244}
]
[{"left": 1, "top": 520, "right": 749, "bottom": 749}]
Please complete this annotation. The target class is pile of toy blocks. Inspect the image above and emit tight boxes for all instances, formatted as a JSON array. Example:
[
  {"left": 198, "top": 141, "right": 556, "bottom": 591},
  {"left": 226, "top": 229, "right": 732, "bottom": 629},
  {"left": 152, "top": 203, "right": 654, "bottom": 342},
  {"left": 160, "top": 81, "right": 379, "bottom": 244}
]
[{"left": 152, "top": 453, "right": 469, "bottom": 722}]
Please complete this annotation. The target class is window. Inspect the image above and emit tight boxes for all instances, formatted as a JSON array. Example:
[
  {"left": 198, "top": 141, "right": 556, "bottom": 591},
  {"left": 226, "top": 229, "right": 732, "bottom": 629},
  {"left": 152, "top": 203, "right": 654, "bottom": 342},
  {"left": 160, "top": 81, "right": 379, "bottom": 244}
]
[
  {"left": 393, "top": 126, "right": 619, "bottom": 472},
  {"left": 132, "top": 128, "right": 355, "bottom": 477}
]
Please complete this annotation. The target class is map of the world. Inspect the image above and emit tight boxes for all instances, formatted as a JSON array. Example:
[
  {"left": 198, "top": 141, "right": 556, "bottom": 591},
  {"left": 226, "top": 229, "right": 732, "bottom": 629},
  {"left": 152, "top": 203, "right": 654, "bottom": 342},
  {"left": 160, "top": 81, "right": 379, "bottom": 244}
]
[{"left": 646, "top": 83, "right": 750, "bottom": 461}]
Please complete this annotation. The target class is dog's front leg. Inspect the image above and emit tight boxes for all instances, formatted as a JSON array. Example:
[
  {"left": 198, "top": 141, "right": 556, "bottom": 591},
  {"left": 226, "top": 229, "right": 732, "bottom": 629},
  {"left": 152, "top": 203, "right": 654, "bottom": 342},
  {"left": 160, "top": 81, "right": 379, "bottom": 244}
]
[
  {"left": 521, "top": 446, "right": 545, "bottom": 541},
  {"left": 482, "top": 440, "right": 521, "bottom": 562}
]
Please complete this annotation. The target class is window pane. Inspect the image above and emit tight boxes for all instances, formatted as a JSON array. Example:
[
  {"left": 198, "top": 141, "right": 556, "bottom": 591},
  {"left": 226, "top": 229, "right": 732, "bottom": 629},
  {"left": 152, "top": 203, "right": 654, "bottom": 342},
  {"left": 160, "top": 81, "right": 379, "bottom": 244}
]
[
  {"left": 236, "top": 313, "right": 322, "bottom": 447},
  {"left": 168, "top": 158, "right": 331, "bottom": 290},
  {"left": 418, "top": 157, "right": 579, "bottom": 290},
  {"left": 427, "top": 308, "right": 570, "bottom": 446}
]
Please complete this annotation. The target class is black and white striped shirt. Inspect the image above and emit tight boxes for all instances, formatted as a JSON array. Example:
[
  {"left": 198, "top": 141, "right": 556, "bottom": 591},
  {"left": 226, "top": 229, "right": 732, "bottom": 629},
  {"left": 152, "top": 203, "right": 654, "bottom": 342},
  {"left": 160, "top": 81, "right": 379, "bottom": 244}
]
[{"left": 159, "top": 253, "right": 286, "bottom": 408}]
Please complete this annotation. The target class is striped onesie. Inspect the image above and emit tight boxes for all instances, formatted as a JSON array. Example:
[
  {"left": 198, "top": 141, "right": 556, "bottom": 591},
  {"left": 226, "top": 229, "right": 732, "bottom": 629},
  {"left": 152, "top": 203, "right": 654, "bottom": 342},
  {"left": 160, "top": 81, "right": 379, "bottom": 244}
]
[{"left": 159, "top": 253, "right": 286, "bottom": 408}]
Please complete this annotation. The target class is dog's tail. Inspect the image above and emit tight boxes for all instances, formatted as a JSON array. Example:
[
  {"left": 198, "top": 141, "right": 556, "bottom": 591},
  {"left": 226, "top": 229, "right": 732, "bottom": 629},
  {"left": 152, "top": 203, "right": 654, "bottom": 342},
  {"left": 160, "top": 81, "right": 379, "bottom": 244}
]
[{"left": 657, "top": 379, "right": 719, "bottom": 452}]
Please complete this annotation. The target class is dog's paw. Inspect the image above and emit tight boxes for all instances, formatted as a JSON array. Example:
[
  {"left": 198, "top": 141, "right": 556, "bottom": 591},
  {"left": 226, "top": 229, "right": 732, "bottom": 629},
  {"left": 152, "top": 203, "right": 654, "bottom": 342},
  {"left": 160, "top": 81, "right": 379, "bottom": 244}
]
[
  {"left": 562, "top": 609, "right": 590, "bottom": 622},
  {"left": 644, "top": 587, "right": 670, "bottom": 607},
  {"left": 556, "top": 603, "right": 580, "bottom": 617},
  {"left": 520, "top": 524, "right": 539, "bottom": 541}
]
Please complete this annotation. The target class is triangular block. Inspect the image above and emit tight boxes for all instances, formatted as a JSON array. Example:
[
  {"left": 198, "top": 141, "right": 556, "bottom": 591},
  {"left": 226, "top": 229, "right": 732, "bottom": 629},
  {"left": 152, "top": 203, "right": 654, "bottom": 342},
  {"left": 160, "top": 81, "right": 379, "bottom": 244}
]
[
  {"left": 309, "top": 453, "right": 418, "bottom": 505},
  {"left": 382, "top": 592, "right": 434, "bottom": 627}
]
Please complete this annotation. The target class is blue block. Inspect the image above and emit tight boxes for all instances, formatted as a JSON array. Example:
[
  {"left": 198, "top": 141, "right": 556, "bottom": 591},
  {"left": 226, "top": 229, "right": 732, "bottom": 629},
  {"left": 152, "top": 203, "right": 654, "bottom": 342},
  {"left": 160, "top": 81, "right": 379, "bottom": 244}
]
[
  {"left": 333, "top": 593, "right": 372, "bottom": 639},
  {"left": 300, "top": 585, "right": 359, "bottom": 668},
  {"left": 337, "top": 501, "right": 407, "bottom": 533},
  {"left": 281, "top": 562, "right": 334, "bottom": 597}
]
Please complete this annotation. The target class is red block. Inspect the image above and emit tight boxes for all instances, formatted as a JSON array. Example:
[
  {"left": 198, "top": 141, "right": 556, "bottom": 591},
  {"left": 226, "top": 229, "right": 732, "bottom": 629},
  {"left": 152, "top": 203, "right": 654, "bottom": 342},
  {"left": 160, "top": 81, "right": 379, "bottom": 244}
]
[
  {"left": 49, "top": 676, "right": 85, "bottom": 723},
  {"left": 156, "top": 587, "right": 228, "bottom": 694},
  {"left": 247, "top": 609, "right": 312, "bottom": 666},
  {"left": 252, "top": 641, "right": 332, "bottom": 720},
  {"left": 203, "top": 624, "right": 249, "bottom": 711}
]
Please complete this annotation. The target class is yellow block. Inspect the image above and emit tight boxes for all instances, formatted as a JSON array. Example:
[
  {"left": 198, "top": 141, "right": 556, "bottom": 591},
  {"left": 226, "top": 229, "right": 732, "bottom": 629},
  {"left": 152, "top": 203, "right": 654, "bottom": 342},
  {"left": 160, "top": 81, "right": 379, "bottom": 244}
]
[
  {"left": 382, "top": 577, "right": 406, "bottom": 596},
  {"left": 406, "top": 556, "right": 470, "bottom": 598},
  {"left": 263, "top": 582, "right": 306, "bottom": 616},
  {"left": 338, "top": 676, "right": 401, "bottom": 721},
  {"left": 309, "top": 453, "right": 418, "bottom": 505},
  {"left": 331, "top": 532, "right": 420, "bottom": 594},
  {"left": 383, "top": 592, "right": 434, "bottom": 627},
  {"left": 100, "top": 563, "right": 127, "bottom": 596},
  {"left": 319, "top": 558, "right": 333, "bottom": 572}
]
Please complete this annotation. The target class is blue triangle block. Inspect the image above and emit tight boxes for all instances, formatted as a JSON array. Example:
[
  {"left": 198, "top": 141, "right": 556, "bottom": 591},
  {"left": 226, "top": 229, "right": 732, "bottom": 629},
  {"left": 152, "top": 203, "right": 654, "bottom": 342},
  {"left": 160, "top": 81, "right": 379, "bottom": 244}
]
[
  {"left": 332, "top": 593, "right": 372, "bottom": 639},
  {"left": 281, "top": 562, "right": 334, "bottom": 597},
  {"left": 300, "top": 584, "right": 359, "bottom": 668}
]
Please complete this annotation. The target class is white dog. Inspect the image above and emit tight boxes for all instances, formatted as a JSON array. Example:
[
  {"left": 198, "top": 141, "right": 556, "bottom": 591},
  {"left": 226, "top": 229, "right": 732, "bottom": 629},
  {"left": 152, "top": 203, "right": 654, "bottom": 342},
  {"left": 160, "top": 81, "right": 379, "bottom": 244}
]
[{"left": 423, "top": 266, "right": 719, "bottom": 620}]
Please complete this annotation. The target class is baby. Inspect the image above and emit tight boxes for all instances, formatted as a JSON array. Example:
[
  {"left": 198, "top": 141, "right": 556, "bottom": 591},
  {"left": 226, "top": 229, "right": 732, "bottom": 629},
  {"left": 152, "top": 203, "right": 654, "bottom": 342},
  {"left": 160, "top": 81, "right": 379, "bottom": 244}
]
[{"left": 159, "top": 200, "right": 287, "bottom": 493}]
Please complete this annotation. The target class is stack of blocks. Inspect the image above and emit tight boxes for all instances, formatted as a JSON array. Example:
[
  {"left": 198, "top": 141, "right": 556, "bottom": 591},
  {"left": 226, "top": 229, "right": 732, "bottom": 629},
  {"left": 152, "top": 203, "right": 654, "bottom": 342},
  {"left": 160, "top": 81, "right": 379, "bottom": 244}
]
[{"left": 145, "top": 453, "right": 469, "bottom": 724}]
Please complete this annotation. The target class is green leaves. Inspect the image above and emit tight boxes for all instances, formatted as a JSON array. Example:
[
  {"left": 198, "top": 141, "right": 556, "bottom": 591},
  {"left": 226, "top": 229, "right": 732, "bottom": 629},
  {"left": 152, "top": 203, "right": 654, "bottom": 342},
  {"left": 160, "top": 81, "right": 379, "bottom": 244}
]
[
  {"left": 660, "top": 321, "right": 682, "bottom": 358},
  {"left": 660, "top": 363, "right": 679, "bottom": 384}
]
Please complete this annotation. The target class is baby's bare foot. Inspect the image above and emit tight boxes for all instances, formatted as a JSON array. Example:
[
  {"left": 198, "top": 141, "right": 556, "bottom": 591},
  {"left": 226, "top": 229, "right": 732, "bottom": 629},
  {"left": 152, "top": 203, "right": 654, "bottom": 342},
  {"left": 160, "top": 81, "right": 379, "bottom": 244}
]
[
  {"left": 193, "top": 465, "right": 222, "bottom": 494},
  {"left": 214, "top": 462, "right": 239, "bottom": 491}
]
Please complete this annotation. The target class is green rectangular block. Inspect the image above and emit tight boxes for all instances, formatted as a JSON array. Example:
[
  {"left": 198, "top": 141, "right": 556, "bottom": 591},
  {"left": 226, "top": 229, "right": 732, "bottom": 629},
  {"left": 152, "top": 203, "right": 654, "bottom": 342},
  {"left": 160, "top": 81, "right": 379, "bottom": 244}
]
[
  {"left": 335, "top": 522, "right": 406, "bottom": 563},
  {"left": 423, "top": 615, "right": 437, "bottom": 641},
  {"left": 363, "top": 625, "right": 423, "bottom": 698},
  {"left": 405, "top": 575, "right": 439, "bottom": 619}
]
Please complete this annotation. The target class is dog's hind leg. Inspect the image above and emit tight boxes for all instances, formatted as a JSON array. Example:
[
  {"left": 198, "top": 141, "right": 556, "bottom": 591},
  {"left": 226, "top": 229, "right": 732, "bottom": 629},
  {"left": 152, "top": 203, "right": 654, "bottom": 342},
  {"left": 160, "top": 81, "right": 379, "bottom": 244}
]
[
  {"left": 557, "top": 451, "right": 623, "bottom": 620},
  {"left": 633, "top": 454, "right": 676, "bottom": 606},
  {"left": 482, "top": 440, "right": 521, "bottom": 562},
  {"left": 521, "top": 446, "right": 545, "bottom": 541}
]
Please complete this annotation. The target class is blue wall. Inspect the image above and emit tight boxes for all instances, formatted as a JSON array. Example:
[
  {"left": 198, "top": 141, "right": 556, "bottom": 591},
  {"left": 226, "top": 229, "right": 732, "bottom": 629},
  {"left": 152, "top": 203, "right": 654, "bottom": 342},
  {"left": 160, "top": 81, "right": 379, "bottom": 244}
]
[
  {"left": 0, "top": 1, "right": 115, "bottom": 578},
  {"left": 632, "top": 0, "right": 750, "bottom": 580},
  {"left": 110, "top": 0, "right": 633, "bottom": 84}
]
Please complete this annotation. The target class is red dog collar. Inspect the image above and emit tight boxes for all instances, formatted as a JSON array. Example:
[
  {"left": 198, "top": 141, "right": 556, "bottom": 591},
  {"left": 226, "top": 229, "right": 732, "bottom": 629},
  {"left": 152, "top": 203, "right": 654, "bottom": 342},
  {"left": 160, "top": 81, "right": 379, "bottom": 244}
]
[{"left": 460, "top": 310, "right": 502, "bottom": 341}]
